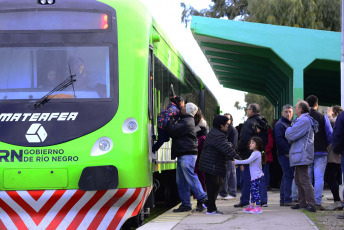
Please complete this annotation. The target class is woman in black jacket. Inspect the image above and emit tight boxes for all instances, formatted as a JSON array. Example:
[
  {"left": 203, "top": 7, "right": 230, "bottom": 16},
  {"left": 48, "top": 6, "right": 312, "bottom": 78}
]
[{"left": 199, "top": 115, "right": 239, "bottom": 215}]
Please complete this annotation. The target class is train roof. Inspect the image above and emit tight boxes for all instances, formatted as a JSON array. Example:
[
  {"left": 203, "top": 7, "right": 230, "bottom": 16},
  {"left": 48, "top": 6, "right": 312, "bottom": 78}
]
[{"left": 146, "top": 8, "right": 218, "bottom": 102}]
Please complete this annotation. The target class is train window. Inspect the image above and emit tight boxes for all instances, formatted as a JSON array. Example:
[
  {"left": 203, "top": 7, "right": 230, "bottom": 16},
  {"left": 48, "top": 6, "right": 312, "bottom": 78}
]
[{"left": 0, "top": 46, "right": 111, "bottom": 100}]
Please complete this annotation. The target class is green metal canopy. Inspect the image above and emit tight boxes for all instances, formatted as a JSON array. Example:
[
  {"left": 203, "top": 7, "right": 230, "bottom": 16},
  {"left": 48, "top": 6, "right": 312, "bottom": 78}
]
[{"left": 191, "top": 16, "right": 341, "bottom": 114}]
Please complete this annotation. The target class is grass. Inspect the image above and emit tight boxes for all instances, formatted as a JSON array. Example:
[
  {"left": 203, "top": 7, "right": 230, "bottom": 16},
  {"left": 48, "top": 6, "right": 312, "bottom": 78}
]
[{"left": 302, "top": 209, "right": 344, "bottom": 230}]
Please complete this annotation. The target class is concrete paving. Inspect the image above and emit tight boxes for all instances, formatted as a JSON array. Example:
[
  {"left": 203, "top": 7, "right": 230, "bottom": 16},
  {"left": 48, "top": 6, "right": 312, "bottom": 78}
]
[{"left": 138, "top": 189, "right": 339, "bottom": 230}]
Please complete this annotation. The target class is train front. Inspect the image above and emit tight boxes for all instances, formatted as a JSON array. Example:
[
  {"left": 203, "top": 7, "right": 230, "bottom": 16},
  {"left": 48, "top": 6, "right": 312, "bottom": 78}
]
[{"left": 0, "top": 0, "right": 152, "bottom": 229}]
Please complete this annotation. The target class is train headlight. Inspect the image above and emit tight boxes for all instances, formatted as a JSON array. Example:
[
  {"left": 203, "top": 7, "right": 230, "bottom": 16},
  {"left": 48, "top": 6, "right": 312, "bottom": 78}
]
[
  {"left": 90, "top": 137, "right": 113, "bottom": 156},
  {"left": 99, "top": 139, "right": 111, "bottom": 151},
  {"left": 122, "top": 118, "right": 138, "bottom": 133},
  {"left": 39, "top": 0, "right": 55, "bottom": 4}
]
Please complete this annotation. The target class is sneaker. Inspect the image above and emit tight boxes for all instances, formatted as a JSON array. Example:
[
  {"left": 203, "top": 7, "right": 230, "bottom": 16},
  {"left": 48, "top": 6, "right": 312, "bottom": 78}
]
[
  {"left": 261, "top": 203, "right": 268, "bottom": 207},
  {"left": 291, "top": 204, "right": 306, "bottom": 210},
  {"left": 152, "top": 134, "right": 157, "bottom": 141},
  {"left": 326, "top": 201, "right": 343, "bottom": 211},
  {"left": 173, "top": 205, "right": 192, "bottom": 213},
  {"left": 337, "top": 212, "right": 344, "bottom": 219},
  {"left": 234, "top": 203, "right": 248, "bottom": 208},
  {"left": 249, "top": 206, "right": 263, "bottom": 214},
  {"left": 316, "top": 204, "right": 325, "bottom": 211},
  {"left": 284, "top": 202, "right": 297, "bottom": 207},
  {"left": 206, "top": 210, "right": 223, "bottom": 215},
  {"left": 217, "top": 195, "right": 226, "bottom": 200},
  {"left": 303, "top": 204, "right": 316, "bottom": 212},
  {"left": 224, "top": 195, "right": 236, "bottom": 200},
  {"left": 202, "top": 199, "right": 208, "bottom": 209},
  {"left": 243, "top": 205, "right": 254, "bottom": 213},
  {"left": 196, "top": 200, "right": 205, "bottom": 212}
]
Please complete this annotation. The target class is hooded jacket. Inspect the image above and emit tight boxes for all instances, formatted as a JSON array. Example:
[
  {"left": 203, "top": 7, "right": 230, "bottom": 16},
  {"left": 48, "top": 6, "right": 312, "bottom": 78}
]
[
  {"left": 285, "top": 113, "right": 319, "bottom": 167},
  {"left": 199, "top": 127, "right": 238, "bottom": 177}
]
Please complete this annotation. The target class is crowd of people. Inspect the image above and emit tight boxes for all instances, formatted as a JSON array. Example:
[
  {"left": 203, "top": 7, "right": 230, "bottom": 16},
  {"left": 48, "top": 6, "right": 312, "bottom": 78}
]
[{"left": 153, "top": 91, "right": 344, "bottom": 217}]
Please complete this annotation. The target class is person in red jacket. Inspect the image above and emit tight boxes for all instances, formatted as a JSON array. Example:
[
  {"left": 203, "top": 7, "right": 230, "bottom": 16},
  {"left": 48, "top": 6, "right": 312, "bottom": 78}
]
[{"left": 264, "top": 127, "right": 274, "bottom": 190}]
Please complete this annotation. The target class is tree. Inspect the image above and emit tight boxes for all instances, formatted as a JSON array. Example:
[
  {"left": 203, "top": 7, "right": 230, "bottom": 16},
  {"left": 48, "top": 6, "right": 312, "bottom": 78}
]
[
  {"left": 181, "top": 0, "right": 341, "bottom": 31},
  {"left": 247, "top": 0, "right": 341, "bottom": 31},
  {"left": 181, "top": 0, "right": 248, "bottom": 27},
  {"left": 234, "top": 93, "right": 274, "bottom": 125},
  {"left": 244, "top": 93, "right": 274, "bottom": 125}
]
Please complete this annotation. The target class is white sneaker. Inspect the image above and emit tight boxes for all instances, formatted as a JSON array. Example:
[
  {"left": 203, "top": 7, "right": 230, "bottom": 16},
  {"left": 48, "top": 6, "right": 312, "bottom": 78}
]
[
  {"left": 206, "top": 210, "right": 223, "bottom": 215},
  {"left": 217, "top": 195, "right": 225, "bottom": 200},
  {"left": 224, "top": 195, "right": 236, "bottom": 200}
]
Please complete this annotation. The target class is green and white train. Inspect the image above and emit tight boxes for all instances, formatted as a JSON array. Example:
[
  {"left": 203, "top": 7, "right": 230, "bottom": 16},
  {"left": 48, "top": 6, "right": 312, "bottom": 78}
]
[{"left": 0, "top": 0, "right": 219, "bottom": 229}]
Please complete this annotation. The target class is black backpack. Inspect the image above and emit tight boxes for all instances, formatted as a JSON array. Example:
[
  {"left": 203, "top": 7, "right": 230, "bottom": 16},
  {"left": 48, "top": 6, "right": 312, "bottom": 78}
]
[{"left": 252, "top": 116, "right": 269, "bottom": 148}]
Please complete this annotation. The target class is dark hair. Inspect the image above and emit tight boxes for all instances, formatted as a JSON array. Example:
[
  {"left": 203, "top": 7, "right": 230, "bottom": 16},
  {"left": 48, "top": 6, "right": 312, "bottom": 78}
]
[
  {"left": 298, "top": 100, "right": 310, "bottom": 114},
  {"left": 249, "top": 137, "right": 266, "bottom": 165},
  {"left": 213, "top": 115, "right": 229, "bottom": 129},
  {"left": 306, "top": 95, "right": 318, "bottom": 108},
  {"left": 332, "top": 105, "right": 343, "bottom": 118},
  {"left": 170, "top": 96, "right": 184, "bottom": 108},
  {"left": 249, "top": 103, "right": 260, "bottom": 113},
  {"left": 282, "top": 104, "right": 293, "bottom": 111},
  {"left": 224, "top": 113, "right": 233, "bottom": 123},
  {"left": 194, "top": 108, "right": 203, "bottom": 126}
]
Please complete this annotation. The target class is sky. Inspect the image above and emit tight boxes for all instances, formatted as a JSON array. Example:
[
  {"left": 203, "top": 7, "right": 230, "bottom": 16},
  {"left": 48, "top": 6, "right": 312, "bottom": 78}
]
[{"left": 139, "top": 0, "right": 247, "bottom": 126}]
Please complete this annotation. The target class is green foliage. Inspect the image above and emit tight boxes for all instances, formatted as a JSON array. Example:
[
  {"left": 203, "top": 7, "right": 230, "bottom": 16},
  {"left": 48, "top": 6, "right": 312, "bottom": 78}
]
[
  {"left": 181, "top": 0, "right": 248, "bottom": 27},
  {"left": 181, "top": 0, "right": 341, "bottom": 31},
  {"left": 247, "top": 0, "right": 341, "bottom": 31},
  {"left": 244, "top": 93, "right": 274, "bottom": 125}
]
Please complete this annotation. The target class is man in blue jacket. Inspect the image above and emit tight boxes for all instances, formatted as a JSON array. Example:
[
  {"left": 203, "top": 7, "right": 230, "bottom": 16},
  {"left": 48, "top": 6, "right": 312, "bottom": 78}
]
[
  {"left": 286, "top": 100, "right": 318, "bottom": 212},
  {"left": 332, "top": 110, "right": 344, "bottom": 219},
  {"left": 274, "top": 104, "right": 295, "bottom": 206}
]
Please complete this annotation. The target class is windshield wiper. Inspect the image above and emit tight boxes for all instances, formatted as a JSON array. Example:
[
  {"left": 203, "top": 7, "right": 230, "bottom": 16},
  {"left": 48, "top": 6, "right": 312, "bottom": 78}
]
[{"left": 34, "top": 74, "right": 76, "bottom": 108}]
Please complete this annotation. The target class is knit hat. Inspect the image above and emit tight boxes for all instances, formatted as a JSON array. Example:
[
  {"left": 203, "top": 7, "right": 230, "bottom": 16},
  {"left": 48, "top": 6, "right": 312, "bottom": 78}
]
[{"left": 185, "top": 102, "right": 198, "bottom": 117}]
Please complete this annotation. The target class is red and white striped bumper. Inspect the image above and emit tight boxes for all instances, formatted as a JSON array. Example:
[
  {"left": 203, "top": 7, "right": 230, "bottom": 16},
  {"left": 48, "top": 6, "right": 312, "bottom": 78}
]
[{"left": 0, "top": 187, "right": 152, "bottom": 230}]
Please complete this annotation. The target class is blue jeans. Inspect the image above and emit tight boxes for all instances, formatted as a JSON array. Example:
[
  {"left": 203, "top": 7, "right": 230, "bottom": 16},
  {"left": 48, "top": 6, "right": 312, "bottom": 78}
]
[
  {"left": 292, "top": 178, "right": 298, "bottom": 201},
  {"left": 219, "top": 160, "right": 237, "bottom": 197},
  {"left": 263, "top": 163, "right": 270, "bottom": 187},
  {"left": 240, "top": 165, "right": 251, "bottom": 205},
  {"left": 176, "top": 155, "right": 207, "bottom": 207},
  {"left": 308, "top": 155, "right": 327, "bottom": 205},
  {"left": 278, "top": 155, "right": 294, "bottom": 204}
]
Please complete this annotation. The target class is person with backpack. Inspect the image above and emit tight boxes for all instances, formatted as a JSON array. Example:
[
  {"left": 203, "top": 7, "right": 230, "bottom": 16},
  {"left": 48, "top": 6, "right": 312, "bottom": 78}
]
[
  {"left": 152, "top": 84, "right": 184, "bottom": 153},
  {"left": 234, "top": 103, "right": 269, "bottom": 208}
]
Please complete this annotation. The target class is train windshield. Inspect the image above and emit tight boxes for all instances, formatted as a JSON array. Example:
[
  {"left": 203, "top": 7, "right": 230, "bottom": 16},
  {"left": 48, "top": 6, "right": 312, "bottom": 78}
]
[{"left": 0, "top": 46, "right": 111, "bottom": 101}]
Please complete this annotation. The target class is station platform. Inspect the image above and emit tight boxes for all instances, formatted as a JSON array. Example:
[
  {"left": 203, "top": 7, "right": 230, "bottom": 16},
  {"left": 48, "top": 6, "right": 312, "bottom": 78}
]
[{"left": 138, "top": 189, "right": 339, "bottom": 230}]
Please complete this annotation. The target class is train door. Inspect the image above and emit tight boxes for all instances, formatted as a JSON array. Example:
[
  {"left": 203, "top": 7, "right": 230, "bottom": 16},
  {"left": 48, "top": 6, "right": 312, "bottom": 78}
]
[{"left": 148, "top": 47, "right": 156, "bottom": 161}]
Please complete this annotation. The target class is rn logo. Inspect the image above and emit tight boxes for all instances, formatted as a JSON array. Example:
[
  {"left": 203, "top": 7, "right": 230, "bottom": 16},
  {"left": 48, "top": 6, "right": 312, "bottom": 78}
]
[{"left": 25, "top": 123, "right": 47, "bottom": 143}]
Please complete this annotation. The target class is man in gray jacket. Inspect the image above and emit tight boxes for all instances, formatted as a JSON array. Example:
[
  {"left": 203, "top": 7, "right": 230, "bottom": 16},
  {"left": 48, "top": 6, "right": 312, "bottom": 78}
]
[{"left": 285, "top": 100, "right": 318, "bottom": 212}]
